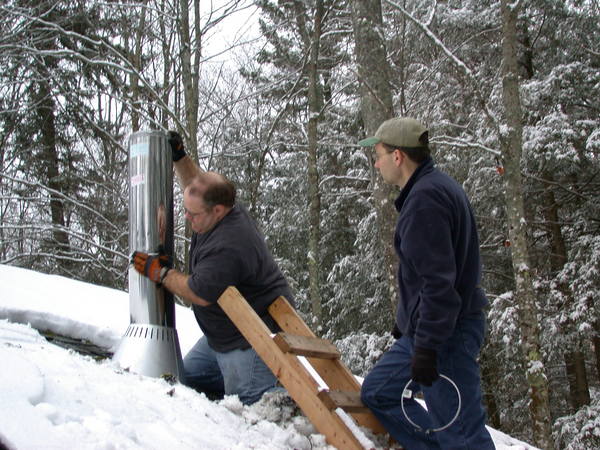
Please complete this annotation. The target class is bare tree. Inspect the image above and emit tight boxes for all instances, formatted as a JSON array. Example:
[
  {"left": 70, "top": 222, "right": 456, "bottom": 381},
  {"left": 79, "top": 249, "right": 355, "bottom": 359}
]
[
  {"left": 292, "top": 0, "right": 326, "bottom": 328},
  {"left": 499, "top": 1, "right": 553, "bottom": 446},
  {"left": 350, "top": 0, "right": 398, "bottom": 317}
]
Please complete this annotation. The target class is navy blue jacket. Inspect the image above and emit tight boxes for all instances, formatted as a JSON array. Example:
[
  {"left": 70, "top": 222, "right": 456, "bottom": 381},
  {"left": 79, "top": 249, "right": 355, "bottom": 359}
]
[
  {"left": 394, "top": 157, "right": 488, "bottom": 351},
  {"left": 188, "top": 204, "right": 294, "bottom": 352}
]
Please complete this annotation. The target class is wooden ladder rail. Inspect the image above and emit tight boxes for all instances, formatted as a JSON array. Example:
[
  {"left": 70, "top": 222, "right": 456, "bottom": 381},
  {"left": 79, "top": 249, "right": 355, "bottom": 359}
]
[
  {"left": 217, "top": 286, "right": 385, "bottom": 450},
  {"left": 268, "top": 293, "right": 386, "bottom": 434}
]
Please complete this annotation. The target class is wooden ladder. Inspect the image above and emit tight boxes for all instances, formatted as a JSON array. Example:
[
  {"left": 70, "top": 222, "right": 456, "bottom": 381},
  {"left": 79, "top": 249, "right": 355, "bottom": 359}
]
[{"left": 218, "top": 286, "right": 385, "bottom": 450}]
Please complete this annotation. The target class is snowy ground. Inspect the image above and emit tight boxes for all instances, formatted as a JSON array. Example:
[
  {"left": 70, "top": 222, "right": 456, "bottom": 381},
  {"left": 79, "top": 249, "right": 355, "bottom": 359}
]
[{"left": 0, "top": 264, "right": 537, "bottom": 449}]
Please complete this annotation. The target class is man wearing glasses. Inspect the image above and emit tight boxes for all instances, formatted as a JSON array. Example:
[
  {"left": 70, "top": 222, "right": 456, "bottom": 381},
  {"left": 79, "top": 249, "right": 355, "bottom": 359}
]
[
  {"left": 358, "top": 118, "right": 494, "bottom": 449},
  {"left": 132, "top": 132, "right": 293, "bottom": 405}
]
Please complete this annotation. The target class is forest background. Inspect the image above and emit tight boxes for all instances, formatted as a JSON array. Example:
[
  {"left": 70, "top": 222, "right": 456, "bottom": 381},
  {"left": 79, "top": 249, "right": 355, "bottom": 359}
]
[{"left": 0, "top": 1, "right": 598, "bottom": 449}]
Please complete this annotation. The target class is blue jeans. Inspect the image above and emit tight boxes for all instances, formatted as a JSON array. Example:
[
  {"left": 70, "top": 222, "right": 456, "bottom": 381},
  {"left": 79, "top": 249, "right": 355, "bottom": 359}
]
[
  {"left": 182, "top": 336, "right": 278, "bottom": 405},
  {"left": 361, "top": 315, "right": 495, "bottom": 450}
]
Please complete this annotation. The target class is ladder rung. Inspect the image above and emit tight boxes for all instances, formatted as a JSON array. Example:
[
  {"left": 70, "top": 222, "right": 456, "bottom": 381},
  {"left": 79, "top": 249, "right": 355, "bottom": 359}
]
[
  {"left": 219, "top": 287, "right": 386, "bottom": 445},
  {"left": 273, "top": 332, "right": 340, "bottom": 359},
  {"left": 317, "top": 390, "right": 370, "bottom": 413}
]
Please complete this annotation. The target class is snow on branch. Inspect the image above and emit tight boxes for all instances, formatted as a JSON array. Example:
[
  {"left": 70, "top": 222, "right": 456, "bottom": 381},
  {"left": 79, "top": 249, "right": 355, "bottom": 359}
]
[
  {"left": 319, "top": 174, "right": 371, "bottom": 188},
  {"left": 425, "top": 0, "right": 438, "bottom": 27},
  {"left": 2, "top": 7, "right": 183, "bottom": 131},
  {"left": 0, "top": 251, "right": 121, "bottom": 277},
  {"left": 384, "top": 0, "right": 474, "bottom": 78},
  {"left": 383, "top": 0, "right": 499, "bottom": 129},
  {"left": 0, "top": 172, "right": 121, "bottom": 232},
  {"left": 432, "top": 135, "right": 501, "bottom": 156},
  {"left": 8, "top": 45, "right": 135, "bottom": 74},
  {"left": 0, "top": 224, "right": 127, "bottom": 260},
  {"left": 507, "top": 0, "right": 523, "bottom": 13}
]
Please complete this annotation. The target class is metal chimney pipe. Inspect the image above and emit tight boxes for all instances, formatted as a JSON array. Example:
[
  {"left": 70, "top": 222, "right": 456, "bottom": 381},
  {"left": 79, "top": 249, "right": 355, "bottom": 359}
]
[{"left": 113, "top": 131, "right": 184, "bottom": 379}]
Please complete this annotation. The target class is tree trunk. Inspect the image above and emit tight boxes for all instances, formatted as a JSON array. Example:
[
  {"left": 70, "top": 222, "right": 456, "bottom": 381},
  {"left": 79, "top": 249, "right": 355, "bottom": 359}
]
[
  {"left": 305, "top": 0, "right": 325, "bottom": 330},
  {"left": 129, "top": 2, "right": 147, "bottom": 132},
  {"left": 350, "top": 0, "right": 398, "bottom": 315},
  {"left": 179, "top": 0, "right": 201, "bottom": 160},
  {"left": 594, "top": 335, "right": 600, "bottom": 381},
  {"left": 542, "top": 173, "right": 590, "bottom": 410},
  {"left": 564, "top": 349, "right": 590, "bottom": 410},
  {"left": 38, "top": 83, "right": 70, "bottom": 256},
  {"left": 499, "top": 2, "right": 553, "bottom": 448},
  {"left": 480, "top": 351, "right": 502, "bottom": 430},
  {"left": 32, "top": 28, "right": 70, "bottom": 262},
  {"left": 590, "top": 298, "right": 600, "bottom": 380},
  {"left": 159, "top": 0, "right": 172, "bottom": 130},
  {"left": 179, "top": 0, "right": 202, "bottom": 271}
]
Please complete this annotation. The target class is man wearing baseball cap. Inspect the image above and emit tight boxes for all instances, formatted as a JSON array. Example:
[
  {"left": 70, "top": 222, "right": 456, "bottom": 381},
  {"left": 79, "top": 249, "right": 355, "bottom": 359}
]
[{"left": 359, "top": 117, "right": 495, "bottom": 449}]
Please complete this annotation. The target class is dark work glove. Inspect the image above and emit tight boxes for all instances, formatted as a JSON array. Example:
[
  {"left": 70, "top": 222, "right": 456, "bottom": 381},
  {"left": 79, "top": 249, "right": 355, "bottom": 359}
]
[
  {"left": 131, "top": 250, "right": 171, "bottom": 285},
  {"left": 167, "top": 130, "right": 186, "bottom": 162},
  {"left": 391, "top": 322, "right": 402, "bottom": 339},
  {"left": 411, "top": 347, "right": 439, "bottom": 387}
]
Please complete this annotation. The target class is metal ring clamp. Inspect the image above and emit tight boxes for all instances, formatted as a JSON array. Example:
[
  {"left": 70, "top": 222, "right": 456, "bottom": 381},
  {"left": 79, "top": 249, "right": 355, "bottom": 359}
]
[{"left": 400, "top": 374, "right": 462, "bottom": 434}]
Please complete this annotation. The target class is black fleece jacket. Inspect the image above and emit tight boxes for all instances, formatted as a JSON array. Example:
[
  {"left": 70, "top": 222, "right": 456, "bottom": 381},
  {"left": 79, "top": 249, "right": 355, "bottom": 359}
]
[{"left": 394, "top": 157, "right": 488, "bottom": 351}]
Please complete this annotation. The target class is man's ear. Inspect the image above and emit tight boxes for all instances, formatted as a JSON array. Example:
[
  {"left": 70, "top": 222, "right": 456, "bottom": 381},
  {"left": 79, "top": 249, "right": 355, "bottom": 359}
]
[
  {"left": 213, "top": 204, "right": 226, "bottom": 218},
  {"left": 393, "top": 149, "right": 404, "bottom": 166}
]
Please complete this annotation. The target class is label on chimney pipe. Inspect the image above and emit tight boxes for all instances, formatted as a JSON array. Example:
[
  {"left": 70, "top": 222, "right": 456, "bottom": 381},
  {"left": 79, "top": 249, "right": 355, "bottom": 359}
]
[
  {"left": 130, "top": 143, "right": 148, "bottom": 158},
  {"left": 131, "top": 174, "right": 145, "bottom": 186}
]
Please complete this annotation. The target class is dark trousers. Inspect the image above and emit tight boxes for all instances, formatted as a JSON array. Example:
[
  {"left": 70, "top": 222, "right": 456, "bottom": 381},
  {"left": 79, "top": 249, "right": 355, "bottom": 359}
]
[{"left": 361, "top": 315, "right": 495, "bottom": 449}]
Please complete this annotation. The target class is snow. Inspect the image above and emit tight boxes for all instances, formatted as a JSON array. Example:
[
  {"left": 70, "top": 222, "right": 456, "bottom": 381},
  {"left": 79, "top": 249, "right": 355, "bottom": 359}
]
[
  {"left": 0, "top": 264, "right": 537, "bottom": 449},
  {"left": 527, "top": 360, "right": 545, "bottom": 375}
]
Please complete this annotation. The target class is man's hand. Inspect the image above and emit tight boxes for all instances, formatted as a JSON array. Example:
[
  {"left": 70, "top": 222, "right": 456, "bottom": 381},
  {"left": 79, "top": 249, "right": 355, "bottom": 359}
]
[
  {"left": 167, "top": 131, "right": 186, "bottom": 162},
  {"left": 411, "top": 347, "right": 439, "bottom": 386},
  {"left": 131, "top": 251, "right": 170, "bottom": 285}
]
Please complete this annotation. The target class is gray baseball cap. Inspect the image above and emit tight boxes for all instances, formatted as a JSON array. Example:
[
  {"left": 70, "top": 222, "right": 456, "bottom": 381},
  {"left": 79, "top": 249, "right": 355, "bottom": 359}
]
[{"left": 358, "top": 117, "right": 427, "bottom": 148}]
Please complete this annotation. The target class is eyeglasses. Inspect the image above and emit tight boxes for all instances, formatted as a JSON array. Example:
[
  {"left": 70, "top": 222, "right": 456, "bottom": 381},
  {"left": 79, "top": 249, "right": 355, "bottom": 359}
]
[
  {"left": 183, "top": 206, "right": 206, "bottom": 219},
  {"left": 372, "top": 147, "right": 397, "bottom": 163}
]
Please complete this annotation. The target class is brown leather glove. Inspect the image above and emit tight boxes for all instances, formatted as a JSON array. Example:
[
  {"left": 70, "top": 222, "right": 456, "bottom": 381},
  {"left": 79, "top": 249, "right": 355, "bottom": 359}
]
[{"left": 131, "top": 251, "right": 170, "bottom": 285}]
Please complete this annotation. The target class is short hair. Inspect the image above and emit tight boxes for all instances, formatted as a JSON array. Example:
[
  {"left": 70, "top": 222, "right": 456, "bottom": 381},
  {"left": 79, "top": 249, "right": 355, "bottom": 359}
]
[
  {"left": 382, "top": 131, "right": 430, "bottom": 164},
  {"left": 188, "top": 173, "right": 236, "bottom": 209}
]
